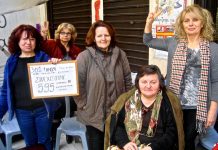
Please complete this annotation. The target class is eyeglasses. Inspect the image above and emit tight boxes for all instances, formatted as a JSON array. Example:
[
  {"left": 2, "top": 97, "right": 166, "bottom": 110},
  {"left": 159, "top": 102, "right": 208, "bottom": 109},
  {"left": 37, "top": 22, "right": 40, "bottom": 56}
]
[{"left": 60, "top": 32, "right": 71, "bottom": 36}]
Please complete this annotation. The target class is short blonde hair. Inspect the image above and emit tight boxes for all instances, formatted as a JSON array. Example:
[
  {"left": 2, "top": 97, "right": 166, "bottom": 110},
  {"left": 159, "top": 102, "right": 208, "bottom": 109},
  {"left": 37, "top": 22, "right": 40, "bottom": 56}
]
[
  {"left": 55, "top": 23, "right": 77, "bottom": 41},
  {"left": 174, "top": 4, "right": 215, "bottom": 41}
]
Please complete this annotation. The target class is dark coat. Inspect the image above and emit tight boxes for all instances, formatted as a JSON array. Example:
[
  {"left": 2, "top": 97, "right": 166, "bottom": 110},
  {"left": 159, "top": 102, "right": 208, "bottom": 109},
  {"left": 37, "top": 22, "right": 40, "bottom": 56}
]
[{"left": 104, "top": 88, "right": 185, "bottom": 150}]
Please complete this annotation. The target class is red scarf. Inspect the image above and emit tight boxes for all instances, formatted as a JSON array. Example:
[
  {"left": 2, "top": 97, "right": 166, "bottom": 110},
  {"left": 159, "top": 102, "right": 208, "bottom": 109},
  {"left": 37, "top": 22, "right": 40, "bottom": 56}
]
[{"left": 169, "top": 38, "right": 210, "bottom": 133}]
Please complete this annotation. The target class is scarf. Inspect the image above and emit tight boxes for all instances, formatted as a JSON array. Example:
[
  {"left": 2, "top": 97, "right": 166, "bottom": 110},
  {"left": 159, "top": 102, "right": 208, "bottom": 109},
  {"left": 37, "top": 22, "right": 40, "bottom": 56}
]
[
  {"left": 124, "top": 90, "right": 162, "bottom": 145},
  {"left": 169, "top": 38, "right": 210, "bottom": 133}
]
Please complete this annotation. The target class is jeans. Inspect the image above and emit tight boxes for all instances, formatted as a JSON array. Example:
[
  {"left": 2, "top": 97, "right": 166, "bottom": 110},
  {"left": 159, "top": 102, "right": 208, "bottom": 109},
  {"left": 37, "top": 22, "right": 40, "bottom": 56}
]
[
  {"left": 200, "top": 126, "right": 218, "bottom": 149},
  {"left": 15, "top": 106, "right": 54, "bottom": 150},
  {"left": 86, "top": 125, "right": 104, "bottom": 150}
]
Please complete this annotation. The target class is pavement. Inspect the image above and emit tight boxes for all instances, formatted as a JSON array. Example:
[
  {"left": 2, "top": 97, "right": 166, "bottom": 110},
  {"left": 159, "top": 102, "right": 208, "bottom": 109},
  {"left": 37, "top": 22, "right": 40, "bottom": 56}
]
[{"left": 12, "top": 134, "right": 83, "bottom": 150}]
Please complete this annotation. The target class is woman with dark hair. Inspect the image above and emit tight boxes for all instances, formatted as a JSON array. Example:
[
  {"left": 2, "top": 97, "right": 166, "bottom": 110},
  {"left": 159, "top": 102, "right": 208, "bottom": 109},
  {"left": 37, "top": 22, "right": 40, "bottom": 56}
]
[
  {"left": 105, "top": 65, "right": 184, "bottom": 150},
  {"left": 74, "top": 20, "right": 132, "bottom": 150},
  {"left": 0, "top": 24, "right": 61, "bottom": 150}
]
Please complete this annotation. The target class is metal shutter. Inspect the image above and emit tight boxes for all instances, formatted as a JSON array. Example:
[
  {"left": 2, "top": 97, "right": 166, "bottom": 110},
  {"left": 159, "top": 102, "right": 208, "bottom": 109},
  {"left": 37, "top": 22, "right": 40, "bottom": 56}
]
[
  {"left": 103, "top": 0, "right": 149, "bottom": 72},
  {"left": 47, "top": 0, "right": 91, "bottom": 49},
  {"left": 48, "top": 0, "right": 149, "bottom": 72}
]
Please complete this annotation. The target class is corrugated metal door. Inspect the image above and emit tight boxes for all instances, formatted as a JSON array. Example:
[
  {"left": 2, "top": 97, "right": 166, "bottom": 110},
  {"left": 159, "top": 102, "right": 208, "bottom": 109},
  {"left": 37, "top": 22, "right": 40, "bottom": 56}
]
[
  {"left": 47, "top": 0, "right": 91, "bottom": 49},
  {"left": 104, "top": 0, "right": 149, "bottom": 72},
  {"left": 48, "top": 0, "right": 149, "bottom": 72}
]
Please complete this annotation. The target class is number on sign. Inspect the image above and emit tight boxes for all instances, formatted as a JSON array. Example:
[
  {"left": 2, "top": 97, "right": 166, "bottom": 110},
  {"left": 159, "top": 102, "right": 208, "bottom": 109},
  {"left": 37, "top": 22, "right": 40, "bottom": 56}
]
[{"left": 37, "top": 83, "right": 55, "bottom": 93}]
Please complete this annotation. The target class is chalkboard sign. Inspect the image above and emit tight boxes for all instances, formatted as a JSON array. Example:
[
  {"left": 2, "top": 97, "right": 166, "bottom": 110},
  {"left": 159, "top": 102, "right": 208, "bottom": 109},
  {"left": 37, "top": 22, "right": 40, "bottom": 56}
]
[{"left": 27, "top": 60, "right": 79, "bottom": 99}]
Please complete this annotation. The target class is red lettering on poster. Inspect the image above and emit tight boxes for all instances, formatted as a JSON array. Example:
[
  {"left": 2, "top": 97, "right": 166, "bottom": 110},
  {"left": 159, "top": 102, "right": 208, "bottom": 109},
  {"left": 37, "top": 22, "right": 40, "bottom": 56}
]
[{"left": 94, "top": 0, "right": 100, "bottom": 21}]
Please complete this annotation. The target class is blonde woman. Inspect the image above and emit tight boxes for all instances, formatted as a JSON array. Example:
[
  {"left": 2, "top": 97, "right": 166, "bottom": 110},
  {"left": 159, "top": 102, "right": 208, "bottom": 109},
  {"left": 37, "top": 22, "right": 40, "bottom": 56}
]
[
  {"left": 143, "top": 4, "right": 218, "bottom": 150},
  {"left": 41, "top": 22, "right": 81, "bottom": 143},
  {"left": 41, "top": 22, "right": 81, "bottom": 60}
]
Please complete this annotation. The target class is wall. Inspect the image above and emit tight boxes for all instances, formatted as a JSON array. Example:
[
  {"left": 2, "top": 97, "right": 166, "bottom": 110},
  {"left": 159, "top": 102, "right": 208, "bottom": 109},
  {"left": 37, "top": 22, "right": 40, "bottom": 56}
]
[
  {"left": 0, "top": 4, "right": 47, "bottom": 86},
  {"left": 47, "top": 0, "right": 91, "bottom": 49}
]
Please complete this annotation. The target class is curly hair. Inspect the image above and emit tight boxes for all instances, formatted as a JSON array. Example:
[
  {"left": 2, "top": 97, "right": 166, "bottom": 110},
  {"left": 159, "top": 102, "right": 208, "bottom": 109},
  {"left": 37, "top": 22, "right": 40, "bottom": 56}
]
[
  {"left": 86, "top": 20, "right": 116, "bottom": 47},
  {"left": 174, "top": 4, "right": 215, "bottom": 41},
  {"left": 135, "top": 65, "right": 166, "bottom": 93},
  {"left": 8, "top": 24, "right": 43, "bottom": 54},
  {"left": 54, "top": 23, "right": 77, "bottom": 42}
]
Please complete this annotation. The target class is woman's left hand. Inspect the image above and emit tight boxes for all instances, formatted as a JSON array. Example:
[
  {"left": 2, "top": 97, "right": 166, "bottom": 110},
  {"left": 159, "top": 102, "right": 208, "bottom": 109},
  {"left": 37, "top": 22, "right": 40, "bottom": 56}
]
[
  {"left": 206, "top": 101, "right": 218, "bottom": 128},
  {"left": 48, "top": 58, "right": 62, "bottom": 64}
]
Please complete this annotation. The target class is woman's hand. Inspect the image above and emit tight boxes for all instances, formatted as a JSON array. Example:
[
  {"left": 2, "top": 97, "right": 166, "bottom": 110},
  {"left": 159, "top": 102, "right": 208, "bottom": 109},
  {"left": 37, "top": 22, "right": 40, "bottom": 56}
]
[
  {"left": 206, "top": 101, "right": 218, "bottom": 128},
  {"left": 123, "top": 142, "right": 138, "bottom": 150},
  {"left": 48, "top": 58, "right": 62, "bottom": 64},
  {"left": 144, "top": 7, "right": 162, "bottom": 33},
  {"left": 41, "top": 21, "right": 49, "bottom": 39},
  {"left": 146, "top": 7, "right": 162, "bottom": 24}
]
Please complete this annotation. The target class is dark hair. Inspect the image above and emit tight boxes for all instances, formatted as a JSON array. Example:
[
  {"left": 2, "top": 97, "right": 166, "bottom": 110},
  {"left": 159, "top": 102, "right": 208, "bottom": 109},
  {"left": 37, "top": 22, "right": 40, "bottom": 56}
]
[
  {"left": 8, "top": 24, "right": 43, "bottom": 54},
  {"left": 85, "top": 20, "right": 116, "bottom": 47},
  {"left": 135, "top": 65, "right": 166, "bottom": 92}
]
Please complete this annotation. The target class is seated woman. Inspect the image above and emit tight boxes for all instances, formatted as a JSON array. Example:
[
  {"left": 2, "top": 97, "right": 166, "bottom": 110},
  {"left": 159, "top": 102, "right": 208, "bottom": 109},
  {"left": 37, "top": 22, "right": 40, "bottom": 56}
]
[{"left": 105, "top": 65, "right": 184, "bottom": 150}]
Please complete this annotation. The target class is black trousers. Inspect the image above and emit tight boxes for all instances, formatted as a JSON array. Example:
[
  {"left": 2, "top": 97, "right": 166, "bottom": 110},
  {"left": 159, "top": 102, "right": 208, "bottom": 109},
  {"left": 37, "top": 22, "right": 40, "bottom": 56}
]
[
  {"left": 86, "top": 125, "right": 104, "bottom": 150},
  {"left": 183, "top": 109, "right": 198, "bottom": 150}
]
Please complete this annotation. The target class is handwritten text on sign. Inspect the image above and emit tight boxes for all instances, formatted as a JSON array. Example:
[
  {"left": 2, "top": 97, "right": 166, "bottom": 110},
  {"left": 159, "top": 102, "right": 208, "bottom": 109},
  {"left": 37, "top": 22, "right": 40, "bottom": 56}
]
[{"left": 27, "top": 61, "right": 79, "bottom": 99}]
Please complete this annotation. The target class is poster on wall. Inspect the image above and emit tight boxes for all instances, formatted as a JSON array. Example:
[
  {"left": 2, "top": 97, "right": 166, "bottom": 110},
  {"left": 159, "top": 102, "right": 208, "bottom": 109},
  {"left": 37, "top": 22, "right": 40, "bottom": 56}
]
[
  {"left": 153, "top": 0, "right": 187, "bottom": 59},
  {"left": 92, "top": 0, "right": 103, "bottom": 23},
  {"left": 153, "top": 0, "right": 187, "bottom": 39}
]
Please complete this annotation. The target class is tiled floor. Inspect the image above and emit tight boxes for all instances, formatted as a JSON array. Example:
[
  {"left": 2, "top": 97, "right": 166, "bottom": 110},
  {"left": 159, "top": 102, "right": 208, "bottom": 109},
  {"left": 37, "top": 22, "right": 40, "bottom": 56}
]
[{"left": 12, "top": 134, "right": 83, "bottom": 150}]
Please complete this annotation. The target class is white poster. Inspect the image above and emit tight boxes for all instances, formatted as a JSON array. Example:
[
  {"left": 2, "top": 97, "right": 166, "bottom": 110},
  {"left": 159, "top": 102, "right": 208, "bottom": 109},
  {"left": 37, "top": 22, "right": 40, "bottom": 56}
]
[
  {"left": 92, "top": 0, "right": 103, "bottom": 23},
  {"left": 153, "top": 0, "right": 186, "bottom": 39}
]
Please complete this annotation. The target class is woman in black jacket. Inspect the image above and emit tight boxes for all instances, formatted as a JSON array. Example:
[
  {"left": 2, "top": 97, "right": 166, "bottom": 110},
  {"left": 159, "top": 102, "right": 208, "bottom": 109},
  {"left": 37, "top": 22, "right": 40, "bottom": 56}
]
[{"left": 105, "top": 65, "right": 184, "bottom": 150}]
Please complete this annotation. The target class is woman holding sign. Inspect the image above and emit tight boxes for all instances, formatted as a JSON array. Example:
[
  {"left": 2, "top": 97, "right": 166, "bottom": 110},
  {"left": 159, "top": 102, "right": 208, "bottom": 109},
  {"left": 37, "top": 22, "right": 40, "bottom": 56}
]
[
  {"left": 74, "top": 20, "right": 133, "bottom": 150},
  {"left": 0, "top": 24, "right": 61, "bottom": 150}
]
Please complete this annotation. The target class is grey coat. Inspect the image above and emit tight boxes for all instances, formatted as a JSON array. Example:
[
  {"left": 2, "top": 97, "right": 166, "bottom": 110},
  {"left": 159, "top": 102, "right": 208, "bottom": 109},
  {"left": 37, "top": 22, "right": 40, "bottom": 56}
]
[
  {"left": 74, "top": 46, "right": 132, "bottom": 131},
  {"left": 143, "top": 33, "right": 218, "bottom": 108}
]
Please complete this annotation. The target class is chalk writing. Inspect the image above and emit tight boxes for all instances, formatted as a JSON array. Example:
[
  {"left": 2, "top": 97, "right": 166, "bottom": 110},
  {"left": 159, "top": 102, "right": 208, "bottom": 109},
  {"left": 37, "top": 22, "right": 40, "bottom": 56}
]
[{"left": 0, "top": 15, "right": 6, "bottom": 28}]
